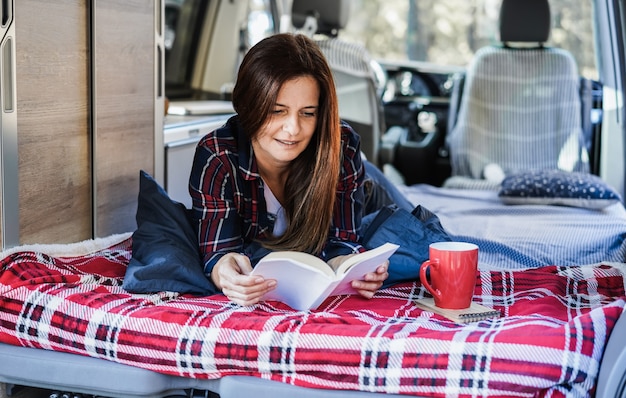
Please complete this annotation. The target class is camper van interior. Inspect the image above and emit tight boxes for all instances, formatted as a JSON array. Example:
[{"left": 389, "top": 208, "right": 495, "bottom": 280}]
[{"left": 1, "top": 0, "right": 626, "bottom": 397}]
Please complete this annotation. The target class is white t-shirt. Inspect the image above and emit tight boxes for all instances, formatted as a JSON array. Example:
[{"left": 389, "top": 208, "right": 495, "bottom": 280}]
[{"left": 263, "top": 181, "right": 287, "bottom": 237}]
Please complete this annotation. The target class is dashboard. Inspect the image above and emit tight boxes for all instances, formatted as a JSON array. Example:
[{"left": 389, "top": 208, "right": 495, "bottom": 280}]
[{"left": 377, "top": 61, "right": 464, "bottom": 186}]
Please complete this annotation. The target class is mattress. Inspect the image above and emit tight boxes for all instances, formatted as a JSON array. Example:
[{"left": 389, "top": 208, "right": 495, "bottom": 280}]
[{"left": 398, "top": 184, "right": 626, "bottom": 269}]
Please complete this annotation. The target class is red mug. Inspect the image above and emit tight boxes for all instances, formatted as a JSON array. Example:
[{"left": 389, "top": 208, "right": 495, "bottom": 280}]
[{"left": 419, "top": 242, "right": 479, "bottom": 309}]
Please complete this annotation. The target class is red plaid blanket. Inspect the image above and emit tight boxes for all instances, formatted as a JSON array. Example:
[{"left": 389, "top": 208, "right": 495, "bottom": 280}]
[{"left": 0, "top": 237, "right": 624, "bottom": 397}]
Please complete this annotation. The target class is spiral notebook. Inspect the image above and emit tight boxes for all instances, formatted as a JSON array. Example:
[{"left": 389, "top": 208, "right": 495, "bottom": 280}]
[{"left": 415, "top": 298, "right": 501, "bottom": 324}]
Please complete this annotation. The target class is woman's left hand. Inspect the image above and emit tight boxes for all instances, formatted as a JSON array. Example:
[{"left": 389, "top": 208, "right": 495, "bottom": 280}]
[{"left": 351, "top": 261, "right": 389, "bottom": 299}]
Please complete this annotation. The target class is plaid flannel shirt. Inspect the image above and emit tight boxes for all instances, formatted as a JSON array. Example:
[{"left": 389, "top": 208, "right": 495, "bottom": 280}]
[{"left": 188, "top": 116, "right": 365, "bottom": 275}]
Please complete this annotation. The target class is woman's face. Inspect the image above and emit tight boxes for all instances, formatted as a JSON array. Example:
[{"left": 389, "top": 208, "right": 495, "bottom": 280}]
[{"left": 252, "top": 75, "right": 319, "bottom": 169}]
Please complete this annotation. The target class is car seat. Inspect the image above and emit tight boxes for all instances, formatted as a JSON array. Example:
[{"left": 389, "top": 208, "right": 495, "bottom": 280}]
[
  {"left": 291, "top": 0, "right": 386, "bottom": 165},
  {"left": 446, "top": 0, "right": 590, "bottom": 184}
]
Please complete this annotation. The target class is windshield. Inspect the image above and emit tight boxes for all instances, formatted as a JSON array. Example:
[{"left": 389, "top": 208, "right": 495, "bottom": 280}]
[{"left": 339, "top": 0, "right": 597, "bottom": 80}]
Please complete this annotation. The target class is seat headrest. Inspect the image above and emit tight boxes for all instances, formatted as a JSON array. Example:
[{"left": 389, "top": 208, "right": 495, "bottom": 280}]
[
  {"left": 499, "top": 0, "right": 551, "bottom": 43},
  {"left": 291, "top": 0, "right": 351, "bottom": 36}
]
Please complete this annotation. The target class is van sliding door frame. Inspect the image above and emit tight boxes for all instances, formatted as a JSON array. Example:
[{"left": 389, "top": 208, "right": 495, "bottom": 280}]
[{"left": 0, "top": 0, "right": 17, "bottom": 249}]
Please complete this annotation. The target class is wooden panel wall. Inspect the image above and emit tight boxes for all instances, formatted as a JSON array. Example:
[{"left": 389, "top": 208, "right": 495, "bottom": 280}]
[
  {"left": 6, "top": 0, "right": 157, "bottom": 246},
  {"left": 93, "top": 0, "right": 156, "bottom": 237},
  {"left": 16, "top": 0, "right": 91, "bottom": 244}
]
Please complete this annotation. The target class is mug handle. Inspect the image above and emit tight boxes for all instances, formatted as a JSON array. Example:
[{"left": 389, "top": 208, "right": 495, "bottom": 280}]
[{"left": 420, "top": 260, "right": 441, "bottom": 301}]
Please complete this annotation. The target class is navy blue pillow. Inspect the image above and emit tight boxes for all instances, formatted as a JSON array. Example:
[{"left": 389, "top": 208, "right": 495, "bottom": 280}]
[
  {"left": 498, "top": 169, "right": 622, "bottom": 209},
  {"left": 123, "top": 170, "right": 218, "bottom": 295}
]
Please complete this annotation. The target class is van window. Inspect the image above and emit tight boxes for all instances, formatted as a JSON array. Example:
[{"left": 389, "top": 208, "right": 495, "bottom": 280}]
[
  {"left": 165, "top": 0, "right": 278, "bottom": 99},
  {"left": 164, "top": 0, "right": 209, "bottom": 98},
  {"left": 247, "top": 0, "right": 277, "bottom": 46},
  {"left": 340, "top": 0, "right": 598, "bottom": 80}
]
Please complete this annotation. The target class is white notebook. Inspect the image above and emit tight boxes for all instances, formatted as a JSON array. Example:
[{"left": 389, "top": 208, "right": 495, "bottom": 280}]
[{"left": 415, "top": 297, "right": 501, "bottom": 324}]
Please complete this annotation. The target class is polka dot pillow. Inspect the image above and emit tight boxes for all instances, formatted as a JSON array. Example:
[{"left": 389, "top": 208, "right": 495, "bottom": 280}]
[{"left": 498, "top": 169, "right": 622, "bottom": 209}]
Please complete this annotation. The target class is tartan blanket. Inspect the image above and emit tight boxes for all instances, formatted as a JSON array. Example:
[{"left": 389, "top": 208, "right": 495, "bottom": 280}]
[{"left": 0, "top": 236, "right": 625, "bottom": 398}]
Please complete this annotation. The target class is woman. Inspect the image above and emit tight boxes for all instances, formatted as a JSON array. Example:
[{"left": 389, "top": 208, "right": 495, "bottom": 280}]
[{"left": 188, "top": 33, "right": 389, "bottom": 306}]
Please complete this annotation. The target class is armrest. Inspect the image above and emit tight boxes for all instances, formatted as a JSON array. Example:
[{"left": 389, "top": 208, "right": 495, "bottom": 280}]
[{"left": 595, "top": 308, "right": 626, "bottom": 398}]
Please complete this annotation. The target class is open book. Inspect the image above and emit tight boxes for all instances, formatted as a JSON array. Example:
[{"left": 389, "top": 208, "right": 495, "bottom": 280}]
[{"left": 250, "top": 242, "right": 399, "bottom": 310}]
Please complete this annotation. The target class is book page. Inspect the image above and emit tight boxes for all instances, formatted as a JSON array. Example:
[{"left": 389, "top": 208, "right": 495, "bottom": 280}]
[
  {"left": 252, "top": 257, "right": 333, "bottom": 310},
  {"left": 335, "top": 242, "right": 400, "bottom": 276},
  {"left": 330, "top": 243, "right": 399, "bottom": 296},
  {"left": 255, "top": 251, "right": 335, "bottom": 278}
]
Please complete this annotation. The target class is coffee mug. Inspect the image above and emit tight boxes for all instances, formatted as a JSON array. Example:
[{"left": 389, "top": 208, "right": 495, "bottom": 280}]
[{"left": 419, "top": 242, "right": 479, "bottom": 309}]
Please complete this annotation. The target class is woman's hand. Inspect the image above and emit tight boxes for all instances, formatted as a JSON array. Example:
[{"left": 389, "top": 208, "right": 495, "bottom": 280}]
[
  {"left": 211, "top": 252, "right": 276, "bottom": 306},
  {"left": 328, "top": 255, "right": 389, "bottom": 299},
  {"left": 351, "top": 261, "right": 389, "bottom": 299}
]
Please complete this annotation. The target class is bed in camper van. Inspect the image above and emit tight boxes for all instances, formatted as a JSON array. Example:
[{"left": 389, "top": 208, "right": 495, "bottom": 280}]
[
  {"left": 0, "top": 177, "right": 625, "bottom": 398},
  {"left": 1, "top": 0, "right": 626, "bottom": 397}
]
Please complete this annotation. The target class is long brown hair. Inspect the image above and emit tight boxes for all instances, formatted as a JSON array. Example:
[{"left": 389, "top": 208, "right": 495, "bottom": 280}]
[{"left": 232, "top": 33, "right": 341, "bottom": 255}]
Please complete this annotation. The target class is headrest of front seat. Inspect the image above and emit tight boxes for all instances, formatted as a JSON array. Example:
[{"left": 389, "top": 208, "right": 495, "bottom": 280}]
[
  {"left": 499, "top": 0, "right": 551, "bottom": 43},
  {"left": 291, "top": 0, "right": 351, "bottom": 37}
]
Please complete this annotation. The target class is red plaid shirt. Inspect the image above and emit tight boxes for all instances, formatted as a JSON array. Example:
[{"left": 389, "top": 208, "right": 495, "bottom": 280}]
[{"left": 189, "top": 116, "right": 365, "bottom": 275}]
